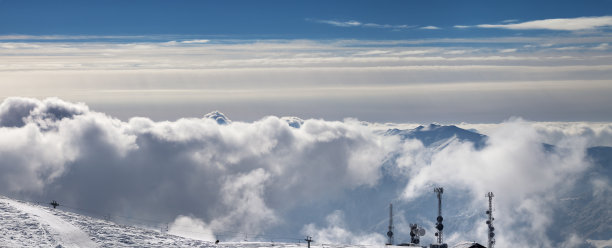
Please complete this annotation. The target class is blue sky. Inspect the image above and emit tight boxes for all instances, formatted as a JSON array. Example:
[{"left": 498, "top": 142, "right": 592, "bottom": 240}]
[
  {"left": 1, "top": 1, "right": 612, "bottom": 123},
  {"left": 2, "top": 0, "right": 611, "bottom": 39}
]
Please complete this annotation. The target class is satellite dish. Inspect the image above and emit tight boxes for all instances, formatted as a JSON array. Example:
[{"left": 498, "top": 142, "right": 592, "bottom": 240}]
[
  {"left": 387, "top": 231, "right": 393, "bottom": 237},
  {"left": 418, "top": 228, "right": 426, "bottom": 236},
  {"left": 437, "top": 216, "right": 443, "bottom": 222},
  {"left": 489, "top": 232, "right": 495, "bottom": 238},
  {"left": 436, "top": 223, "right": 444, "bottom": 231}
]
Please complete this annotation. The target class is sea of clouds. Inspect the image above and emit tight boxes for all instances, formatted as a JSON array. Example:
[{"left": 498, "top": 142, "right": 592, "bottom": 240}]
[{"left": 0, "top": 97, "right": 610, "bottom": 248}]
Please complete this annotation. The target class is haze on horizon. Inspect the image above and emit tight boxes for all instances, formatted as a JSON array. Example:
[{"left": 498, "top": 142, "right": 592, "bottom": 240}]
[{"left": 1, "top": 0, "right": 612, "bottom": 123}]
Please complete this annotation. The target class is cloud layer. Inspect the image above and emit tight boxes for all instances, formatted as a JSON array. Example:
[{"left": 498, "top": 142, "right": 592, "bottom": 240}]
[
  {"left": 0, "top": 97, "right": 395, "bottom": 241},
  {"left": 1, "top": 37, "right": 611, "bottom": 122},
  {"left": 0, "top": 97, "right": 609, "bottom": 247},
  {"left": 476, "top": 16, "right": 612, "bottom": 31}
]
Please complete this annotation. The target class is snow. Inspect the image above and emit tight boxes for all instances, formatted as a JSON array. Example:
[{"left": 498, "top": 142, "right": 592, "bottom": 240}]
[
  {"left": 0, "top": 195, "right": 383, "bottom": 247},
  {"left": 0, "top": 197, "right": 98, "bottom": 248}
]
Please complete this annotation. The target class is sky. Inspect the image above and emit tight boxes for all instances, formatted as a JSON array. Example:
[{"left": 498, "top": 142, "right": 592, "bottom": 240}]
[{"left": 1, "top": 0, "right": 611, "bottom": 123}]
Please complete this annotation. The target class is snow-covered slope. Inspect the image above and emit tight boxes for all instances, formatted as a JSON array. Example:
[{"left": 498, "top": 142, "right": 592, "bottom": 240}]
[
  {"left": 0, "top": 195, "right": 383, "bottom": 247},
  {"left": 0, "top": 195, "right": 218, "bottom": 247},
  {"left": 0, "top": 197, "right": 97, "bottom": 247}
]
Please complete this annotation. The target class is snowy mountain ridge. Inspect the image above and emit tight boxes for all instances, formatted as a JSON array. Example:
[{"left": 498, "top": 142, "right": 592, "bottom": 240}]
[
  {"left": 0, "top": 195, "right": 215, "bottom": 247},
  {"left": 0, "top": 195, "right": 391, "bottom": 248}
]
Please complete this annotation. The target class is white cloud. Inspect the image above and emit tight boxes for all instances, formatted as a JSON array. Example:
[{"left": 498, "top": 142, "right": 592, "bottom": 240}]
[
  {"left": 0, "top": 43, "right": 41, "bottom": 49},
  {"left": 353, "top": 50, "right": 390, "bottom": 56},
  {"left": 314, "top": 19, "right": 362, "bottom": 27},
  {"left": 477, "top": 16, "right": 612, "bottom": 31},
  {"left": 454, "top": 25, "right": 471, "bottom": 29},
  {"left": 420, "top": 26, "right": 441, "bottom": 30},
  {"left": 443, "top": 50, "right": 469, "bottom": 55},
  {"left": 530, "top": 122, "right": 612, "bottom": 147},
  {"left": 457, "top": 121, "right": 612, "bottom": 147},
  {"left": 399, "top": 119, "right": 592, "bottom": 247},
  {"left": 0, "top": 97, "right": 396, "bottom": 241},
  {"left": 180, "top": 39, "right": 210, "bottom": 44},
  {"left": 554, "top": 46, "right": 584, "bottom": 51},
  {"left": 587, "top": 238, "right": 612, "bottom": 248},
  {"left": 301, "top": 210, "right": 386, "bottom": 245},
  {"left": 499, "top": 48, "right": 517, "bottom": 53},
  {"left": 168, "top": 215, "right": 216, "bottom": 241},
  {"left": 593, "top": 43, "right": 609, "bottom": 50},
  {"left": 0, "top": 98, "right": 608, "bottom": 246}
]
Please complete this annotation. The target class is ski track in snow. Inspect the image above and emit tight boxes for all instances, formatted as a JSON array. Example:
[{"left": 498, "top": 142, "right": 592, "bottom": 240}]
[{"left": 0, "top": 197, "right": 99, "bottom": 248}]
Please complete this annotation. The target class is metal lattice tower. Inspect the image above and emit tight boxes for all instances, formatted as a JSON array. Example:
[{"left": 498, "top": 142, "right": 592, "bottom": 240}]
[
  {"left": 486, "top": 192, "right": 496, "bottom": 248},
  {"left": 434, "top": 187, "right": 444, "bottom": 244},
  {"left": 386, "top": 203, "right": 394, "bottom": 245}
]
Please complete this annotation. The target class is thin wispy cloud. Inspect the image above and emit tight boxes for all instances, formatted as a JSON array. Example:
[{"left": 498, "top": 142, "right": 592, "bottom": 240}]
[
  {"left": 308, "top": 18, "right": 414, "bottom": 30},
  {"left": 502, "top": 19, "right": 520, "bottom": 23},
  {"left": 593, "top": 43, "right": 609, "bottom": 50},
  {"left": 499, "top": 48, "right": 517, "bottom": 53},
  {"left": 317, "top": 20, "right": 362, "bottom": 27},
  {"left": 476, "top": 16, "right": 612, "bottom": 31},
  {"left": 180, "top": 39, "right": 210, "bottom": 44},
  {"left": 420, "top": 25, "right": 441, "bottom": 30}
]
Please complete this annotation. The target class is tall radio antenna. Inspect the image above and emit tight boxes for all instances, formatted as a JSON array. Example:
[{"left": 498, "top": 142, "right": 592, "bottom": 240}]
[
  {"left": 434, "top": 187, "right": 444, "bottom": 245},
  {"left": 486, "top": 192, "right": 495, "bottom": 248},
  {"left": 386, "top": 203, "right": 394, "bottom": 245}
]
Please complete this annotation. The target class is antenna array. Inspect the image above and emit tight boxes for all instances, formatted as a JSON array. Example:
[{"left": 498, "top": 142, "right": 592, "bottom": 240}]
[{"left": 409, "top": 223, "right": 426, "bottom": 245}]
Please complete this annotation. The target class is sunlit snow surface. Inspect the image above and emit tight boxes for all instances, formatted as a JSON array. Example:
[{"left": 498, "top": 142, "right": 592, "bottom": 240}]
[{"left": 0, "top": 195, "right": 380, "bottom": 247}]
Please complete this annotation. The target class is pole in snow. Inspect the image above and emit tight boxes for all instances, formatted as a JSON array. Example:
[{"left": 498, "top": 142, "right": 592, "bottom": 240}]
[{"left": 305, "top": 236, "right": 313, "bottom": 248}]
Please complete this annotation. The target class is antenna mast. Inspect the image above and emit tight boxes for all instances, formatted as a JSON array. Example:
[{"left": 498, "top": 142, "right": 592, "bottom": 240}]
[
  {"left": 434, "top": 187, "right": 444, "bottom": 245},
  {"left": 486, "top": 192, "right": 495, "bottom": 248},
  {"left": 386, "top": 203, "right": 394, "bottom": 245}
]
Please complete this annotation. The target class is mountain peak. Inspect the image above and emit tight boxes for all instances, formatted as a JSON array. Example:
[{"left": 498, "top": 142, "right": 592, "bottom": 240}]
[
  {"left": 281, "top": 116, "right": 304, "bottom": 128},
  {"left": 387, "top": 124, "right": 487, "bottom": 148},
  {"left": 203, "top": 111, "right": 231, "bottom": 125}
]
